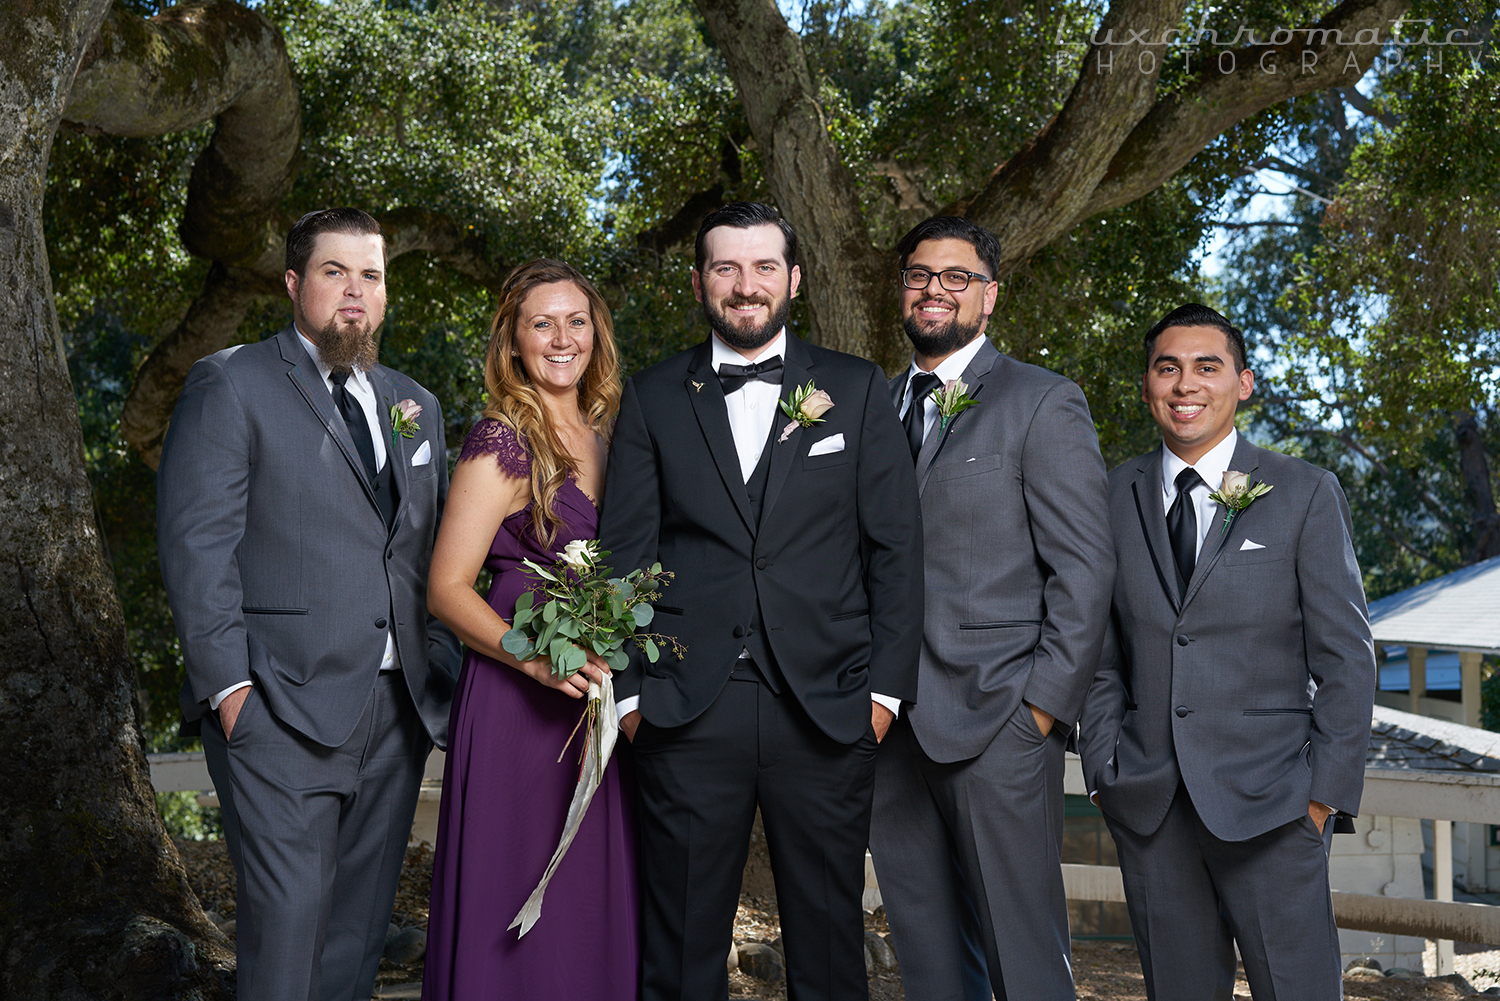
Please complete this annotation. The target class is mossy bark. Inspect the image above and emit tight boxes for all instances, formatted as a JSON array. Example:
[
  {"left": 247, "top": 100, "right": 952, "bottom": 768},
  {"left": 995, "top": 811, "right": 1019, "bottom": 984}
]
[{"left": 0, "top": 1, "right": 233, "bottom": 997}]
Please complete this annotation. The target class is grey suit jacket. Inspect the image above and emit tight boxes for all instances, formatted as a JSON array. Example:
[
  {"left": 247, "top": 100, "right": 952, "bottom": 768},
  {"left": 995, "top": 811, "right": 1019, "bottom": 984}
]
[
  {"left": 157, "top": 327, "right": 461, "bottom": 749},
  {"left": 893, "top": 339, "right": 1114, "bottom": 762},
  {"left": 1078, "top": 436, "right": 1375, "bottom": 842}
]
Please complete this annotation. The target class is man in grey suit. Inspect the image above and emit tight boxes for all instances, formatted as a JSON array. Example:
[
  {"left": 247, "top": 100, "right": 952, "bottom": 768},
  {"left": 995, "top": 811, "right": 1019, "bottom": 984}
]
[
  {"left": 1078, "top": 303, "right": 1375, "bottom": 1001},
  {"left": 158, "top": 208, "right": 459, "bottom": 1001},
  {"left": 868, "top": 216, "right": 1115, "bottom": 1000}
]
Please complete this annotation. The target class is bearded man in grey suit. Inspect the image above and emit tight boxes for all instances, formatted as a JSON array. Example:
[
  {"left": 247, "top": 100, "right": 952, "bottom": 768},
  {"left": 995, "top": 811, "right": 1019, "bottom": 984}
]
[
  {"left": 1077, "top": 303, "right": 1375, "bottom": 1001},
  {"left": 868, "top": 216, "right": 1115, "bottom": 1000},
  {"left": 157, "top": 208, "right": 459, "bottom": 1001}
]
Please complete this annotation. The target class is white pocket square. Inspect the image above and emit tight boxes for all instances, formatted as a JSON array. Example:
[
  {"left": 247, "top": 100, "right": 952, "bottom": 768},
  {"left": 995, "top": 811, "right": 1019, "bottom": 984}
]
[
  {"left": 808, "top": 433, "right": 845, "bottom": 457},
  {"left": 411, "top": 440, "right": 432, "bottom": 466},
  {"left": 1239, "top": 538, "right": 1265, "bottom": 551}
]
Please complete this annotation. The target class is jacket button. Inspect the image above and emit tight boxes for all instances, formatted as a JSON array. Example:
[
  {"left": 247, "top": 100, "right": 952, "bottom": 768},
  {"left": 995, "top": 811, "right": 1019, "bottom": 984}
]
[
  {"left": 1176, "top": 634, "right": 1189, "bottom": 646},
  {"left": 375, "top": 618, "right": 388, "bottom": 629},
  {"left": 733, "top": 625, "right": 746, "bottom": 638},
  {"left": 1176, "top": 706, "right": 1189, "bottom": 718},
  {"left": 756, "top": 558, "right": 768, "bottom": 570}
]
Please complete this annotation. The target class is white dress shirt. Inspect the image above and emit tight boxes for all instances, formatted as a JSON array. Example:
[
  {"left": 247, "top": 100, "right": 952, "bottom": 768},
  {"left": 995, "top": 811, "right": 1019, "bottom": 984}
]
[
  {"left": 897, "top": 334, "right": 988, "bottom": 446},
  {"left": 1160, "top": 429, "right": 1240, "bottom": 560},
  {"left": 208, "top": 330, "right": 399, "bottom": 711},
  {"left": 712, "top": 332, "right": 787, "bottom": 481}
]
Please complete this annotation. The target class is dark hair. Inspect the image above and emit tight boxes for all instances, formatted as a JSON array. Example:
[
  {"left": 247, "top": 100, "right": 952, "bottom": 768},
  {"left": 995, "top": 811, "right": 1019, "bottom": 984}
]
[
  {"left": 1143, "top": 303, "right": 1248, "bottom": 373},
  {"left": 896, "top": 216, "right": 1002, "bottom": 279},
  {"left": 694, "top": 202, "right": 798, "bottom": 272},
  {"left": 285, "top": 207, "right": 383, "bottom": 278}
]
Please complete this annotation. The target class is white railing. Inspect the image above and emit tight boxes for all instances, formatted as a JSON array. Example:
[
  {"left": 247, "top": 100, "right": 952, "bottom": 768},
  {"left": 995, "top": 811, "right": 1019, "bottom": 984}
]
[{"left": 149, "top": 750, "right": 1500, "bottom": 971}]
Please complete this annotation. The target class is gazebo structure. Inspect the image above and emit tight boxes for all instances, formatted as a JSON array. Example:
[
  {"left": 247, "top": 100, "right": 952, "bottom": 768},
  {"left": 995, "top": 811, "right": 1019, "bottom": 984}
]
[{"left": 1369, "top": 554, "right": 1500, "bottom": 729}]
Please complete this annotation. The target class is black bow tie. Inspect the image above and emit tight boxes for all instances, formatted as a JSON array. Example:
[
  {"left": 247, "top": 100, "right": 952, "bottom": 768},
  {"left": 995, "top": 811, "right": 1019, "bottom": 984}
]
[{"left": 717, "top": 356, "right": 784, "bottom": 394}]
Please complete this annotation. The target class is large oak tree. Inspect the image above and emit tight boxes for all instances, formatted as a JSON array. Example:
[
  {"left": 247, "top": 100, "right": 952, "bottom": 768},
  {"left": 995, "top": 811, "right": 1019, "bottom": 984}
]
[{"left": 3, "top": 0, "right": 1417, "bottom": 993}]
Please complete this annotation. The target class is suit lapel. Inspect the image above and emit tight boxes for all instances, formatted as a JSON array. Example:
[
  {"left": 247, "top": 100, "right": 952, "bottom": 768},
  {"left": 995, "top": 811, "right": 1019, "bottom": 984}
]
[
  {"left": 685, "top": 341, "right": 756, "bottom": 534},
  {"left": 1130, "top": 448, "right": 1182, "bottom": 612},
  {"left": 279, "top": 329, "right": 381, "bottom": 514},
  {"left": 1182, "top": 437, "right": 1262, "bottom": 608},
  {"left": 370, "top": 368, "right": 409, "bottom": 527},
  {"left": 759, "top": 335, "right": 814, "bottom": 526},
  {"left": 917, "top": 339, "right": 998, "bottom": 492}
]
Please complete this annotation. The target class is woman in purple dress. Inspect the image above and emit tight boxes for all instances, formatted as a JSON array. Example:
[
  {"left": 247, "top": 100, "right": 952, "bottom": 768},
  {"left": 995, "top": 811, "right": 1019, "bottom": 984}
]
[{"left": 423, "top": 260, "right": 637, "bottom": 999}]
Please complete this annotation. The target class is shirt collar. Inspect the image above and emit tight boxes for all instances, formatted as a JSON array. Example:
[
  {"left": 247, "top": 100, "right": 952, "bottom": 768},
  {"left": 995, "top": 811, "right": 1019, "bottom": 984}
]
[
  {"left": 1161, "top": 429, "right": 1240, "bottom": 500},
  {"left": 711, "top": 329, "right": 787, "bottom": 372},
  {"left": 904, "top": 333, "right": 987, "bottom": 392}
]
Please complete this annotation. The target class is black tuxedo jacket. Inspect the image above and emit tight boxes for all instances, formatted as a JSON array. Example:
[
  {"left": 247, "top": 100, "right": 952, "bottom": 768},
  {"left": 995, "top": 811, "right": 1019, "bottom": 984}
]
[{"left": 599, "top": 332, "right": 923, "bottom": 744}]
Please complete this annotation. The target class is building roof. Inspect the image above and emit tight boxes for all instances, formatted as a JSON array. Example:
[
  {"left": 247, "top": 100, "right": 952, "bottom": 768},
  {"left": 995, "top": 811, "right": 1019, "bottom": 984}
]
[
  {"left": 1369, "top": 704, "right": 1500, "bottom": 773},
  {"left": 1367, "top": 554, "right": 1500, "bottom": 654}
]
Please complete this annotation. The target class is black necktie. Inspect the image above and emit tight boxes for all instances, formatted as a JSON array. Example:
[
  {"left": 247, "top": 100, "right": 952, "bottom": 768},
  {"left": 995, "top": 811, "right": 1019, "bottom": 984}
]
[
  {"left": 903, "top": 372, "right": 942, "bottom": 460},
  {"left": 718, "top": 356, "right": 784, "bottom": 394},
  {"left": 1167, "top": 466, "right": 1204, "bottom": 598},
  {"left": 331, "top": 370, "right": 379, "bottom": 485}
]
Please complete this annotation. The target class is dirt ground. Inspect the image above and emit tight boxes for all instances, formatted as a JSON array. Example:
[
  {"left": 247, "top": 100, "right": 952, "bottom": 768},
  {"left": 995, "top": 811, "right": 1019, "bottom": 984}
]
[{"left": 175, "top": 838, "right": 1500, "bottom": 999}]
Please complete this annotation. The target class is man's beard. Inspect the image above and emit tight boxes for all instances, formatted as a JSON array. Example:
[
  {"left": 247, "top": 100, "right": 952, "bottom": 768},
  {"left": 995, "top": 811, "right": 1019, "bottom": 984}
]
[
  {"left": 310, "top": 316, "right": 379, "bottom": 376},
  {"left": 903, "top": 310, "right": 982, "bottom": 359},
  {"left": 703, "top": 292, "right": 792, "bottom": 352}
]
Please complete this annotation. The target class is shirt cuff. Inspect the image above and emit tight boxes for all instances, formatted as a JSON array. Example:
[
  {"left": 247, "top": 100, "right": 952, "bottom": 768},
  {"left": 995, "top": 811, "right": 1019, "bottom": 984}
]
[
  {"left": 209, "top": 680, "right": 253, "bottom": 711},
  {"left": 871, "top": 692, "right": 901, "bottom": 717},
  {"left": 616, "top": 695, "right": 641, "bottom": 721}
]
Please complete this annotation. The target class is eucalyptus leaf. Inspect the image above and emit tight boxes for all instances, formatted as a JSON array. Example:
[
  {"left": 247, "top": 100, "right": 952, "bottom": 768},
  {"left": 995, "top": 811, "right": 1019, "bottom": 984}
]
[
  {"left": 605, "top": 648, "right": 629, "bottom": 672},
  {"left": 632, "top": 604, "right": 654, "bottom": 627},
  {"left": 644, "top": 638, "right": 659, "bottom": 663},
  {"left": 542, "top": 600, "right": 558, "bottom": 623},
  {"left": 501, "top": 630, "right": 532, "bottom": 658}
]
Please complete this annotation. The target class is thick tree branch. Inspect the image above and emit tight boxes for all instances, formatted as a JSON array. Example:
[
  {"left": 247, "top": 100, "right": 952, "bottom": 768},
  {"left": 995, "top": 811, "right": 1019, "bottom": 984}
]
[
  {"left": 966, "top": 0, "right": 1189, "bottom": 266},
  {"left": 380, "top": 207, "right": 509, "bottom": 292},
  {"left": 67, "top": 0, "right": 300, "bottom": 272},
  {"left": 1078, "top": 0, "right": 1409, "bottom": 220},
  {"left": 119, "top": 263, "right": 278, "bottom": 468}
]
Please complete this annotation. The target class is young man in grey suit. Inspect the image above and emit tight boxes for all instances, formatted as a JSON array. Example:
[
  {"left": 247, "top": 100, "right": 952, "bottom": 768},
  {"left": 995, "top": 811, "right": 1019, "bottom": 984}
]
[
  {"left": 868, "top": 216, "right": 1115, "bottom": 1000},
  {"left": 1078, "top": 303, "right": 1376, "bottom": 1001},
  {"left": 157, "top": 208, "right": 460, "bottom": 1001}
]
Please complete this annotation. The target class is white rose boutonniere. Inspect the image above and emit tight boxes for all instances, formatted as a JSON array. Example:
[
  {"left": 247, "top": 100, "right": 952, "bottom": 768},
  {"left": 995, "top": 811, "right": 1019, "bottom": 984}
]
[
  {"left": 1207, "top": 470, "right": 1273, "bottom": 534},
  {"left": 778, "top": 381, "right": 834, "bottom": 442},
  {"left": 390, "top": 398, "right": 422, "bottom": 444}
]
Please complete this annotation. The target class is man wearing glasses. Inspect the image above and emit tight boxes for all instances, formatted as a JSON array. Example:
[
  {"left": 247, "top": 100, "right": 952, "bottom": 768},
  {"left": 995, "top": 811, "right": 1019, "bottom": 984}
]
[{"left": 868, "top": 216, "right": 1115, "bottom": 1000}]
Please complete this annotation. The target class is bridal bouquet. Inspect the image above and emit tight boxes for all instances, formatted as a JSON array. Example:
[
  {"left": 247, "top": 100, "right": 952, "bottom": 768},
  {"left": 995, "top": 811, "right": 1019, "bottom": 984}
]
[{"left": 500, "top": 540, "right": 683, "bottom": 936}]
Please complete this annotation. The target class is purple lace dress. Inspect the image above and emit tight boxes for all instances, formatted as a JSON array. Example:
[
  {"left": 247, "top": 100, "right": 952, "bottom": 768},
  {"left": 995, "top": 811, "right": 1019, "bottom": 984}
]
[{"left": 424, "top": 420, "right": 638, "bottom": 1000}]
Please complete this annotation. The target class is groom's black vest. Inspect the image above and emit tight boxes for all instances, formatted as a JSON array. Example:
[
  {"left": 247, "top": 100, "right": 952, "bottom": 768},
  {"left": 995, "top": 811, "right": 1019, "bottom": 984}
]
[{"left": 739, "top": 420, "right": 788, "bottom": 693}]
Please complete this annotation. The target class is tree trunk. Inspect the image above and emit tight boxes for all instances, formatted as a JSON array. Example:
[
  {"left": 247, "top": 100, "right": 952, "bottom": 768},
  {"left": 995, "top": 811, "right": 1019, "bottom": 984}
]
[
  {"left": 1455, "top": 412, "right": 1500, "bottom": 562},
  {"left": 692, "top": 0, "right": 904, "bottom": 374},
  {"left": 0, "top": 1, "right": 233, "bottom": 996}
]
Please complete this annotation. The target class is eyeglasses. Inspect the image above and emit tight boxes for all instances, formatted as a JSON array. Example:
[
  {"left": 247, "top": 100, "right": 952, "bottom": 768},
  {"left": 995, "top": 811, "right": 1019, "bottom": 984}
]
[{"left": 900, "top": 268, "right": 993, "bottom": 292}]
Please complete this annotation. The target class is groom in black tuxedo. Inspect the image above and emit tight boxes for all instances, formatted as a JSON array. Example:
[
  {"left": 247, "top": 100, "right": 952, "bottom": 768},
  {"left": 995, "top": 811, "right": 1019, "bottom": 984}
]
[{"left": 600, "top": 202, "right": 923, "bottom": 1001}]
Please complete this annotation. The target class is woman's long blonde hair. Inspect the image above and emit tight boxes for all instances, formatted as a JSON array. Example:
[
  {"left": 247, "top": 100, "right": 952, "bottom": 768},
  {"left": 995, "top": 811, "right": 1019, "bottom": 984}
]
[{"left": 482, "top": 259, "right": 622, "bottom": 546}]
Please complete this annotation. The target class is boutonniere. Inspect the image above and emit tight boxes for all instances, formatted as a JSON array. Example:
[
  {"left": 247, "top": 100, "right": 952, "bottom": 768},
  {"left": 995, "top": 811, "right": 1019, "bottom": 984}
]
[
  {"left": 778, "top": 381, "right": 834, "bottom": 442},
  {"left": 389, "top": 399, "right": 422, "bottom": 444},
  {"left": 1206, "top": 470, "right": 1273, "bottom": 534},
  {"left": 933, "top": 378, "right": 978, "bottom": 431}
]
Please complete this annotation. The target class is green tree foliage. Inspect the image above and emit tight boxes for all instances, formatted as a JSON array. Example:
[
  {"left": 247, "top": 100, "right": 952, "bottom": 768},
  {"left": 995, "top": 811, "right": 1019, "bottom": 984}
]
[{"left": 1214, "top": 1, "right": 1500, "bottom": 598}]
